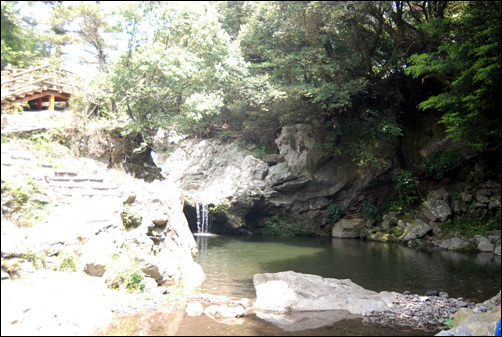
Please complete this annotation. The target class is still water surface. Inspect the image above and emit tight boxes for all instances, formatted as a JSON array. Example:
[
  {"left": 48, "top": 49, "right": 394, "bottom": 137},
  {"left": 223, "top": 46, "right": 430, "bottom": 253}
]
[
  {"left": 102, "top": 235, "right": 500, "bottom": 336},
  {"left": 195, "top": 235, "right": 501, "bottom": 302}
]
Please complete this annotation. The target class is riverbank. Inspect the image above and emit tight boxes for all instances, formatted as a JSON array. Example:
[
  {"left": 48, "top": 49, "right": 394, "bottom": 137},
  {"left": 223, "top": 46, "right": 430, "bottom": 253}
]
[{"left": 2, "top": 268, "right": 500, "bottom": 336}]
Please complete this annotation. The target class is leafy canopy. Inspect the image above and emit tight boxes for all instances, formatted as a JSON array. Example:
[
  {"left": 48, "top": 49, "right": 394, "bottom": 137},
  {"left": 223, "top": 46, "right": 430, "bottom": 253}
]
[
  {"left": 108, "top": 1, "right": 248, "bottom": 143},
  {"left": 406, "top": 1, "right": 501, "bottom": 152}
]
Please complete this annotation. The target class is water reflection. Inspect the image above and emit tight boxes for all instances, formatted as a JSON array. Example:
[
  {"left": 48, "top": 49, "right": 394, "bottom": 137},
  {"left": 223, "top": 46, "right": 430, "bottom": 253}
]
[
  {"left": 195, "top": 235, "right": 501, "bottom": 302},
  {"left": 255, "top": 310, "right": 358, "bottom": 332}
]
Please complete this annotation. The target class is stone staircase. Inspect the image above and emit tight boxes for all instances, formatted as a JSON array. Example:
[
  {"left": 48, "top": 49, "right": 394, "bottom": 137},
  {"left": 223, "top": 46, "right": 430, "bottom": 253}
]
[{"left": 1, "top": 145, "right": 122, "bottom": 234}]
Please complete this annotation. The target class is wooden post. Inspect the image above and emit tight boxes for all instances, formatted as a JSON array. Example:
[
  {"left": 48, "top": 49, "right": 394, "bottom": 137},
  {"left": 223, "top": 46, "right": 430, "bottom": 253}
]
[
  {"left": 13, "top": 105, "right": 19, "bottom": 114},
  {"left": 37, "top": 98, "right": 43, "bottom": 110},
  {"left": 49, "top": 95, "right": 55, "bottom": 111}
]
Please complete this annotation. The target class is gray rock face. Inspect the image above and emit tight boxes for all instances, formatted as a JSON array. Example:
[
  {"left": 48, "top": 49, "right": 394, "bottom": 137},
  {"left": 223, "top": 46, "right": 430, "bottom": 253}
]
[
  {"left": 154, "top": 124, "right": 397, "bottom": 233},
  {"left": 253, "top": 271, "right": 394, "bottom": 315},
  {"left": 119, "top": 180, "right": 205, "bottom": 287}
]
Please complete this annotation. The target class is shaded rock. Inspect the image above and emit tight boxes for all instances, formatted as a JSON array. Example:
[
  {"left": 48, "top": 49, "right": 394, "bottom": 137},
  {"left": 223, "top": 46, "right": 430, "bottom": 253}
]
[
  {"left": 474, "top": 235, "right": 494, "bottom": 253},
  {"left": 494, "top": 245, "right": 501, "bottom": 256},
  {"left": 440, "top": 238, "right": 475, "bottom": 252},
  {"left": 401, "top": 219, "right": 432, "bottom": 242},
  {"left": 488, "top": 196, "right": 501, "bottom": 210},
  {"left": 422, "top": 198, "right": 452, "bottom": 222}
]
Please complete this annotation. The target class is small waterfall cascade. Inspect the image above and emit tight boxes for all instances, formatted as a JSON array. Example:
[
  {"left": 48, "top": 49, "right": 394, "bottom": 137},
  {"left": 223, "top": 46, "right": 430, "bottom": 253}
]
[{"left": 195, "top": 202, "right": 211, "bottom": 235}]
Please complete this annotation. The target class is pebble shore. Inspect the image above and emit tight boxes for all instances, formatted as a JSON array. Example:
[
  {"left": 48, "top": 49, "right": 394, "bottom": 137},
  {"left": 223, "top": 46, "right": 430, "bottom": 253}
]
[{"left": 363, "top": 291, "right": 484, "bottom": 330}]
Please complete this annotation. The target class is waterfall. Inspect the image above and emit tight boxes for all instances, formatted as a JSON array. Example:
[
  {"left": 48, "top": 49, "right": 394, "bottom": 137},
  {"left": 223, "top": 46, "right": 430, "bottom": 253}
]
[{"left": 195, "top": 202, "right": 211, "bottom": 235}]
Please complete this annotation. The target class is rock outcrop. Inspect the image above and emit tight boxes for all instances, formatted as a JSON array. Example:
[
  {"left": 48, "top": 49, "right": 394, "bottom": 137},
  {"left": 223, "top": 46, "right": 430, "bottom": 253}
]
[{"left": 154, "top": 124, "right": 398, "bottom": 234}]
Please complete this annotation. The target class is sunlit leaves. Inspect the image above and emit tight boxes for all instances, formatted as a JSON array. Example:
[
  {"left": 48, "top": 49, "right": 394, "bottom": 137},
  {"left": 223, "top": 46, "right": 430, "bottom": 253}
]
[
  {"left": 107, "top": 1, "right": 248, "bottom": 141},
  {"left": 1, "top": 1, "right": 49, "bottom": 67},
  {"left": 183, "top": 92, "right": 225, "bottom": 121}
]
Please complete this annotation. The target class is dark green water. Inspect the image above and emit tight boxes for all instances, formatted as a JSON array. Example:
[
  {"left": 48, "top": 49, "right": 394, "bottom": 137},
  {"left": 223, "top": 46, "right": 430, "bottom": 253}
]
[{"left": 195, "top": 235, "right": 501, "bottom": 302}]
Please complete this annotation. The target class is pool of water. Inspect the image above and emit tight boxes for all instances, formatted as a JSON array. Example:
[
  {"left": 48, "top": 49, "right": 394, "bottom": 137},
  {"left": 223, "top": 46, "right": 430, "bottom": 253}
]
[
  {"left": 100, "top": 235, "right": 500, "bottom": 336},
  {"left": 195, "top": 235, "right": 501, "bottom": 302}
]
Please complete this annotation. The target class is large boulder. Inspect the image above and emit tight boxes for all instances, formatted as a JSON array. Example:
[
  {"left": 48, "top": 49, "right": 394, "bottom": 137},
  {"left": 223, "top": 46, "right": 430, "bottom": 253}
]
[
  {"left": 331, "top": 218, "right": 365, "bottom": 238},
  {"left": 401, "top": 219, "right": 433, "bottom": 242},
  {"left": 253, "top": 271, "right": 395, "bottom": 315}
]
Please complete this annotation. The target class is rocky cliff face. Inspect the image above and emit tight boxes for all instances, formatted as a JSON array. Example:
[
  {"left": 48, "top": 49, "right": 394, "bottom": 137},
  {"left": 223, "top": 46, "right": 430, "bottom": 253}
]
[{"left": 153, "top": 123, "right": 399, "bottom": 235}]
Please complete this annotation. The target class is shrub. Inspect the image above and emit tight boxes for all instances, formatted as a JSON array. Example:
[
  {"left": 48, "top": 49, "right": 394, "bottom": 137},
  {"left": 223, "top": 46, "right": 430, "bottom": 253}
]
[
  {"left": 53, "top": 250, "right": 79, "bottom": 272},
  {"left": 262, "top": 215, "right": 314, "bottom": 237},
  {"left": 1, "top": 178, "right": 51, "bottom": 227},
  {"left": 121, "top": 205, "right": 143, "bottom": 230},
  {"left": 106, "top": 254, "right": 146, "bottom": 293},
  {"left": 424, "top": 150, "right": 461, "bottom": 180},
  {"left": 363, "top": 200, "right": 382, "bottom": 225},
  {"left": 327, "top": 204, "right": 342, "bottom": 223},
  {"left": 392, "top": 168, "right": 422, "bottom": 200}
]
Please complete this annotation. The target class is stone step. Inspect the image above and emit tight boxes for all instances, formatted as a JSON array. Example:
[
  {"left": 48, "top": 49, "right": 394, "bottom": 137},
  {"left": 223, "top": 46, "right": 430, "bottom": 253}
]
[
  {"left": 47, "top": 177, "right": 106, "bottom": 184},
  {"left": 1, "top": 160, "right": 37, "bottom": 168},
  {"left": 53, "top": 170, "right": 78, "bottom": 178},
  {"left": 48, "top": 182, "right": 118, "bottom": 190},
  {"left": 49, "top": 207, "right": 120, "bottom": 219},
  {"left": 52, "top": 190, "right": 120, "bottom": 197}
]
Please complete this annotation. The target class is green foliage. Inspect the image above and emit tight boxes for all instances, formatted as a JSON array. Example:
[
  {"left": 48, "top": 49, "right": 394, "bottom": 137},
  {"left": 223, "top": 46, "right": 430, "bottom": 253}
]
[
  {"left": 262, "top": 215, "right": 314, "bottom": 237},
  {"left": 106, "top": 1, "right": 248, "bottom": 143},
  {"left": 1, "top": 177, "right": 50, "bottom": 227},
  {"left": 53, "top": 250, "right": 79, "bottom": 272},
  {"left": 406, "top": 1, "right": 501, "bottom": 152},
  {"left": 327, "top": 204, "right": 342, "bottom": 223},
  {"left": 384, "top": 200, "right": 404, "bottom": 216},
  {"left": 1, "top": 1, "right": 49, "bottom": 67},
  {"left": 106, "top": 254, "right": 146, "bottom": 293},
  {"left": 441, "top": 209, "right": 501, "bottom": 238},
  {"left": 392, "top": 168, "right": 422, "bottom": 204},
  {"left": 28, "top": 133, "right": 73, "bottom": 168},
  {"left": 424, "top": 150, "right": 461, "bottom": 180},
  {"left": 363, "top": 200, "right": 382, "bottom": 225},
  {"left": 209, "top": 204, "right": 228, "bottom": 213},
  {"left": 22, "top": 249, "right": 46, "bottom": 270},
  {"left": 254, "top": 145, "right": 267, "bottom": 160},
  {"left": 324, "top": 111, "right": 402, "bottom": 169},
  {"left": 121, "top": 205, "right": 142, "bottom": 230}
]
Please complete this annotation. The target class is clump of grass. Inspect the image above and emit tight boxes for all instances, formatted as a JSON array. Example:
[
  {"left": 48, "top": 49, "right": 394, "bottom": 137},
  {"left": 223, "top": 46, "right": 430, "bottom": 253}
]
[
  {"left": 1, "top": 177, "right": 51, "bottom": 227},
  {"left": 53, "top": 249, "right": 79, "bottom": 272},
  {"left": 105, "top": 254, "right": 146, "bottom": 293}
]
